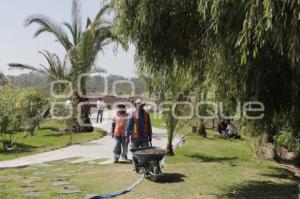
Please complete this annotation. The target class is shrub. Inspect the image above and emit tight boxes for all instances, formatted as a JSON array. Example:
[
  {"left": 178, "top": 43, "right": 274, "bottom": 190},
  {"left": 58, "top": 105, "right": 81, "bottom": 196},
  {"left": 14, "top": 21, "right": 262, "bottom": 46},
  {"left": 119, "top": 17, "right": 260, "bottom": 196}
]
[
  {"left": 249, "top": 134, "right": 273, "bottom": 159},
  {"left": 294, "top": 144, "right": 300, "bottom": 166},
  {"left": 274, "top": 128, "right": 297, "bottom": 151},
  {"left": 274, "top": 127, "right": 300, "bottom": 166},
  {"left": 21, "top": 87, "right": 49, "bottom": 136},
  {"left": 0, "top": 84, "right": 24, "bottom": 150}
]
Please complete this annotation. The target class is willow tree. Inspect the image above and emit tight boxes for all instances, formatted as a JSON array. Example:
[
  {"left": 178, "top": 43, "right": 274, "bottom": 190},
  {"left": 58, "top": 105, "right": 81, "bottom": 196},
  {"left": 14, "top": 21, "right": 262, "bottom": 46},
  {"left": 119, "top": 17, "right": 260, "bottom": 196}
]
[
  {"left": 24, "top": 0, "right": 117, "bottom": 132},
  {"left": 112, "top": 0, "right": 208, "bottom": 154},
  {"left": 199, "top": 0, "right": 300, "bottom": 138},
  {"left": 112, "top": 0, "right": 300, "bottom": 141},
  {"left": 112, "top": 0, "right": 206, "bottom": 71}
]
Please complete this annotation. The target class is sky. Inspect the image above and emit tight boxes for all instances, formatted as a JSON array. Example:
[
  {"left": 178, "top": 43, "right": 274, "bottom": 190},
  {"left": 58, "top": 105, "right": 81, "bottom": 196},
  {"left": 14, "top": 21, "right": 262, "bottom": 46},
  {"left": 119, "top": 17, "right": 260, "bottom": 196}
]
[{"left": 0, "top": 0, "right": 136, "bottom": 77}]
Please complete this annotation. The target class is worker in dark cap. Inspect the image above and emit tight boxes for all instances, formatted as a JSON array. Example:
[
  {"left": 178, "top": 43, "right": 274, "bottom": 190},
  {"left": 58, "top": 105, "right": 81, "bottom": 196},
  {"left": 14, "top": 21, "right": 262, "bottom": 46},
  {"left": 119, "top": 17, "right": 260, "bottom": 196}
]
[{"left": 125, "top": 99, "right": 152, "bottom": 171}]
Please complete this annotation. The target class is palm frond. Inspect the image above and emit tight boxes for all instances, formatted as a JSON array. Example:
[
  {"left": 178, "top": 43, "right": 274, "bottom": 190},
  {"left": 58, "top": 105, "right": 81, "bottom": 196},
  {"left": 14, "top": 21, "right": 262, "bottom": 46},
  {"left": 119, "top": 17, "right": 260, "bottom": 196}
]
[
  {"left": 75, "top": 5, "right": 115, "bottom": 74},
  {"left": 38, "top": 50, "right": 68, "bottom": 80},
  {"left": 9, "top": 49, "right": 69, "bottom": 82},
  {"left": 95, "top": 4, "right": 110, "bottom": 21},
  {"left": 95, "top": 20, "right": 127, "bottom": 50},
  {"left": 38, "top": 50, "right": 56, "bottom": 72},
  {"left": 63, "top": 22, "right": 76, "bottom": 45},
  {"left": 8, "top": 63, "right": 46, "bottom": 75},
  {"left": 71, "top": 0, "right": 82, "bottom": 45},
  {"left": 25, "top": 15, "right": 72, "bottom": 51},
  {"left": 86, "top": 18, "right": 92, "bottom": 29},
  {"left": 63, "top": 54, "right": 71, "bottom": 74}
]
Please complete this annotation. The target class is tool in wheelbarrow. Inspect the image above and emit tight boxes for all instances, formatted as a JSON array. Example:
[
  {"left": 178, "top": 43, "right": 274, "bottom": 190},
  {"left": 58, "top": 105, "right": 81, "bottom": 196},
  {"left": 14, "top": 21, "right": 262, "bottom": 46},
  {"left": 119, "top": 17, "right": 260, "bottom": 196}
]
[{"left": 130, "top": 145, "right": 166, "bottom": 182}]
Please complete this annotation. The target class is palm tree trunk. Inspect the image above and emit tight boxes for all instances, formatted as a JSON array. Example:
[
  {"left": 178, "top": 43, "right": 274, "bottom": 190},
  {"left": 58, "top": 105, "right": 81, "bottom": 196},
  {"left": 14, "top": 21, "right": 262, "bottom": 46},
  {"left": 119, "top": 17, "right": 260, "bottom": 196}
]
[
  {"left": 66, "top": 90, "right": 81, "bottom": 132},
  {"left": 79, "top": 96, "right": 94, "bottom": 132},
  {"left": 166, "top": 128, "right": 175, "bottom": 156},
  {"left": 164, "top": 111, "right": 176, "bottom": 156},
  {"left": 78, "top": 77, "right": 94, "bottom": 132},
  {"left": 66, "top": 90, "right": 93, "bottom": 133},
  {"left": 166, "top": 140, "right": 174, "bottom": 156}
]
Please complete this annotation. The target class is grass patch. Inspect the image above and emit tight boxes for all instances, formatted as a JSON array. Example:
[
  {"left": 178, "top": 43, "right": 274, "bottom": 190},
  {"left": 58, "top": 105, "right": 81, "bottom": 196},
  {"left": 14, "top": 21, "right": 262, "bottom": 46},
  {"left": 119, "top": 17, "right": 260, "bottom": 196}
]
[
  {"left": 0, "top": 120, "right": 105, "bottom": 161},
  {"left": 0, "top": 130, "right": 298, "bottom": 199},
  {"left": 151, "top": 132, "right": 298, "bottom": 199},
  {"left": 0, "top": 160, "right": 138, "bottom": 199},
  {"left": 149, "top": 112, "right": 193, "bottom": 135},
  {"left": 149, "top": 112, "right": 166, "bottom": 129}
]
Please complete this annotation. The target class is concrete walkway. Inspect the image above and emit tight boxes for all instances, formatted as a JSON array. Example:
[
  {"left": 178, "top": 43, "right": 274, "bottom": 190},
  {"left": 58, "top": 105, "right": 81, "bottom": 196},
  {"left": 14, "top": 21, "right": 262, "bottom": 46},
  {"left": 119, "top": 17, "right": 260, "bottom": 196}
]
[{"left": 0, "top": 110, "right": 181, "bottom": 168}]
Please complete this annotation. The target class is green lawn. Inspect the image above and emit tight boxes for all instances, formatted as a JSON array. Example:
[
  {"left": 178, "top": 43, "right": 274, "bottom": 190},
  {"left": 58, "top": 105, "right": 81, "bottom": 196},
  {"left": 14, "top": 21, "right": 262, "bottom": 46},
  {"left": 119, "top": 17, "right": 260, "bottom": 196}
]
[
  {"left": 150, "top": 112, "right": 166, "bottom": 129},
  {"left": 0, "top": 131, "right": 298, "bottom": 199},
  {"left": 149, "top": 112, "right": 193, "bottom": 133},
  {"left": 0, "top": 120, "right": 105, "bottom": 161}
]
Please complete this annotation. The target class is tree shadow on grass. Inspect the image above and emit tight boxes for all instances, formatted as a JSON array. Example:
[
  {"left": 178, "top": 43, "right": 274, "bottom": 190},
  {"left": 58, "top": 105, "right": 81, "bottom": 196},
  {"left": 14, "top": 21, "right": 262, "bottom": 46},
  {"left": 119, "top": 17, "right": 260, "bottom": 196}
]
[
  {"left": 156, "top": 173, "right": 186, "bottom": 184},
  {"left": 215, "top": 136, "right": 245, "bottom": 142},
  {"left": 37, "top": 126, "right": 60, "bottom": 131},
  {"left": 222, "top": 181, "right": 298, "bottom": 199},
  {"left": 0, "top": 143, "right": 39, "bottom": 154},
  {"left": 261, "top": 166, "right": 300, "bottom": 181},
  {"left": 185, "top": 153, "right": 238, "bottom": 163},
  {"left": 44, "top": 133, "right": 68, "bottom": 137},
  {"left": 116, "top": 160, "right": 132, "bottom": 165}
]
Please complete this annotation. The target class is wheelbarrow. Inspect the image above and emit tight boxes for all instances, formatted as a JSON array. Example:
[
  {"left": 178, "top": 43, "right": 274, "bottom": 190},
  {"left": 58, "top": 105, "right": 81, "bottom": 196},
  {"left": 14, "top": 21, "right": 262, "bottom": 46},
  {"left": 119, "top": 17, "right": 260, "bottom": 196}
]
[{"left": 130, "top": 147, "right": 166, "bottom": 182}]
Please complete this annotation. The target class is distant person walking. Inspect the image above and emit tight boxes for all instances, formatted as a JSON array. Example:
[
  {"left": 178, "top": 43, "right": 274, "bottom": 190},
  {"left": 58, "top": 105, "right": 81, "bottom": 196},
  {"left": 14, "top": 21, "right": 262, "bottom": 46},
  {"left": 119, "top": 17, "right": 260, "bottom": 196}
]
[
  {"left": 96, "top": 98, "right": 105, "bottom": 123},
  {"left": 125, "top": 99, "right": 152, "bottom": 171},
  {"left": 111, "top": 104, "right": 129, "bottom": 163}
]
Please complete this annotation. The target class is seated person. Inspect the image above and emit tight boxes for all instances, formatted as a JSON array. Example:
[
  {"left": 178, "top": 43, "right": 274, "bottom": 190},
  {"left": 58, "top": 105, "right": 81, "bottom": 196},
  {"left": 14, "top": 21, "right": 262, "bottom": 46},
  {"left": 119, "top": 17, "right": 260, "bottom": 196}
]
[
  {"left": 226, "top": 120, "right": 241, "bottom": 139},
  {"left": 217, "top": 118, "right": 227, "bottom": 135}
]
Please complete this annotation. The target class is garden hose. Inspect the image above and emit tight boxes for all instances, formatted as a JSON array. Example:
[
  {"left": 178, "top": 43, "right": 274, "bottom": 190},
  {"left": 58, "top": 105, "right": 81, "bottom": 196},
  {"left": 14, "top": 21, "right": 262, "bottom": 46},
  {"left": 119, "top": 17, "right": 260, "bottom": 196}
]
[{"left": 84, "top": 174, "right": 144, "bottom": 199}]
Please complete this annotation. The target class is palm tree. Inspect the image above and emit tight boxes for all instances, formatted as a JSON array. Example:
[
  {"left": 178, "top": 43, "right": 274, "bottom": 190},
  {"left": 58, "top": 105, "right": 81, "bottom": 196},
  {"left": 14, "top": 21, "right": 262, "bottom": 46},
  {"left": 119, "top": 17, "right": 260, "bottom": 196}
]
[
  {"left": 9, "top": 50, "right": 68, "bottom": 82},
  {"left": 21, "top": 0, "right": 116, "bottom": 132},
  {"left": 9, "top": 50, "right": 69, "bottom": 96}
]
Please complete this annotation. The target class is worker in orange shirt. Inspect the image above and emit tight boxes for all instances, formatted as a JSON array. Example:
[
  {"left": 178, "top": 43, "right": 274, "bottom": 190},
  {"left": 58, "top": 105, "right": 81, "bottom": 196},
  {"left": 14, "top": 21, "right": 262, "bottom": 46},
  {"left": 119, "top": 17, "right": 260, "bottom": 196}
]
[{"left": 111, "top": 103, "right": 129, "bottom": 163}]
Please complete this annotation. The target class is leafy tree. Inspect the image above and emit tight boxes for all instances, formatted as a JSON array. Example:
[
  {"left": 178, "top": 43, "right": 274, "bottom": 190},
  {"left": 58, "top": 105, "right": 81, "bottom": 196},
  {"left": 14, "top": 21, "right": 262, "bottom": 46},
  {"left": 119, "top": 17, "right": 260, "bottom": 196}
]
[
  {"left": 0, "top": 84, "right": 24, "bottom": 150},
  {"left": 112, "top": 0, "right": 300, "bottom": 137},
  {"left": 7, "top": 72, "right": 48, "bottom": 91},
  {"left": 198, "top": 0, "right": 300, "bottom": 138},
  {"left": 0, "top": 72, "right": 8, "bottom": 85},
  {"left": 21, "top": 87, "right": 49, "bottom": 136},
  {"left": 112, "top": 0, "right": 205, "bottom": 72}
]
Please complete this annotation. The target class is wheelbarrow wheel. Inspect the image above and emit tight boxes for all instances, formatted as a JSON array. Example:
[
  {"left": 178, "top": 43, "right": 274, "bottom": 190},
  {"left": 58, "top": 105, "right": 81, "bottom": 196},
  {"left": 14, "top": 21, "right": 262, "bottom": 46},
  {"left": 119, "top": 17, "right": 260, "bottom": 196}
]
[
  {"left": 138, "top": 167, "right": 145, "bottom": 174},
  {"left": 149, "top": 164, "right": 161, "bottom": 182}
]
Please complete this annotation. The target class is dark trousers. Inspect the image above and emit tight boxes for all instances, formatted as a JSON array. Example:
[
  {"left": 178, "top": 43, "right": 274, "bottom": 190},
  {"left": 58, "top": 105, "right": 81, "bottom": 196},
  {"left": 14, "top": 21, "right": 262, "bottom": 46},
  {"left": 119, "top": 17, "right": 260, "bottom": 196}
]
[{"left": 97, "top": 110, "right": 103, "bottom": 123}]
